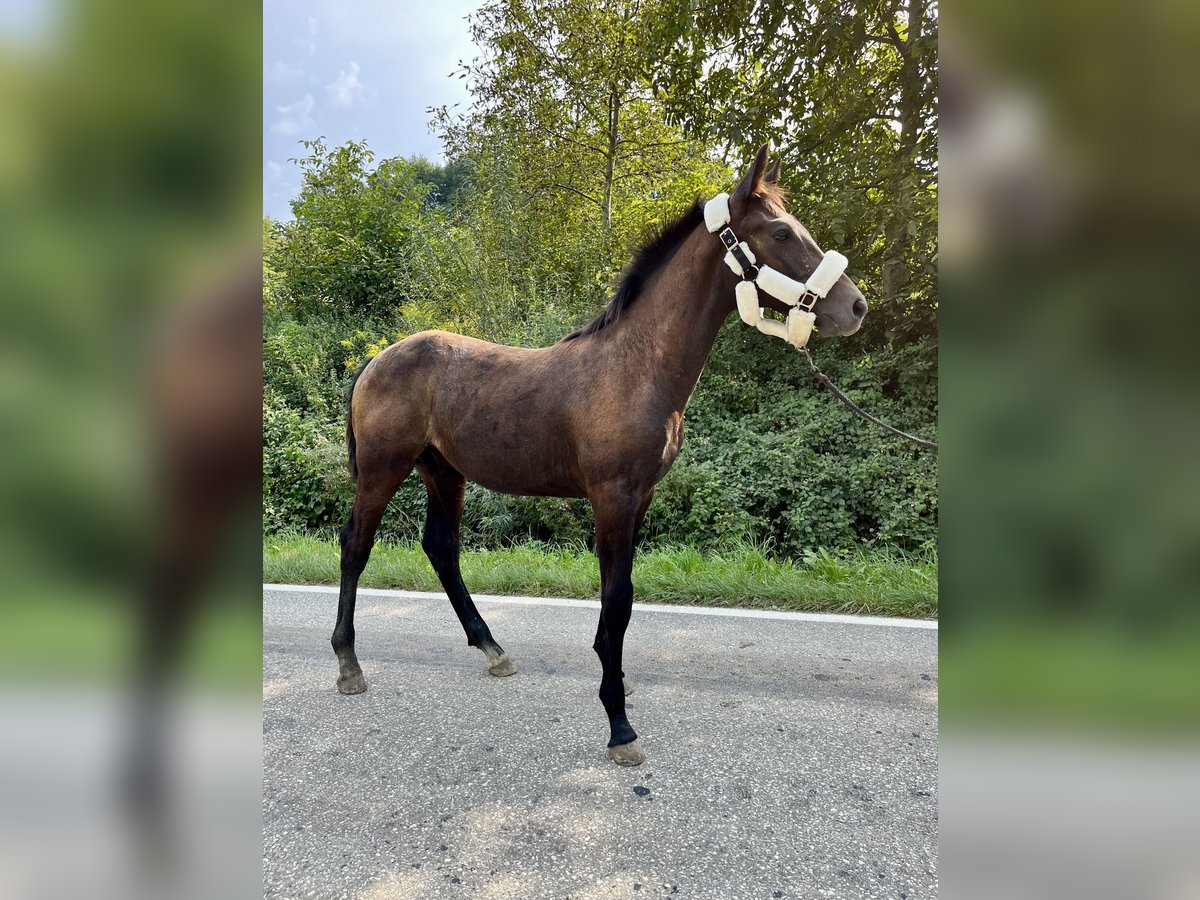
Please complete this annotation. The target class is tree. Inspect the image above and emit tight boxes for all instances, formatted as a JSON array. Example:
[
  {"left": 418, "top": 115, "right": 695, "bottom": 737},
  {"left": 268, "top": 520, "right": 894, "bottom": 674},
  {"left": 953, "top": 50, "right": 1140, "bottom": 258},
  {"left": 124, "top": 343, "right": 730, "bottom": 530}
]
[
  {"left": 431, "top": 0, "right": 728, "bottom": 268},
  {"left": 268, "top": 139, "right": 436, "bottom": 320},
  {"left": 650, "top": 0, "right": 938, "bottom": 353},
  {"left": 407, "top": 155, "right": 475, "bottom": 211}
]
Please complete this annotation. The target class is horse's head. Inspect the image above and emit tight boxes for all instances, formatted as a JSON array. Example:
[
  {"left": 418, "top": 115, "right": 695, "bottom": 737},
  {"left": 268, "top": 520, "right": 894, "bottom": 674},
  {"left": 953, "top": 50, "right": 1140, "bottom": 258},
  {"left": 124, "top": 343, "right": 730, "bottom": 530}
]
[{"left": 724, "top": 144, "right": 868, "bottom": 338}]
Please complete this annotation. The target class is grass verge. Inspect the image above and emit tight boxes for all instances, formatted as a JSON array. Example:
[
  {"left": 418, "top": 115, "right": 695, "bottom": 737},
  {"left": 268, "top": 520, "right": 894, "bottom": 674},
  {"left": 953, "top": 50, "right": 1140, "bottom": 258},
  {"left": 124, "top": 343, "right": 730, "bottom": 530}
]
[
  {"left": 264, "top": 533, "right": 938, "bottom": 619},
  {"left": 4, "top": 582, "right": 262, "bottom": 689}
]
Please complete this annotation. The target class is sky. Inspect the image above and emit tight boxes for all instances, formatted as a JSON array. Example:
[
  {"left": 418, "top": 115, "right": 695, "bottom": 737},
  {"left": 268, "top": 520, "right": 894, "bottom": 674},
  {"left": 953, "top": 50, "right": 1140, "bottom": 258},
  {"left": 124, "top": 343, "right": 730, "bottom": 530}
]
[{"left": 263, "top": 0, "right": 481, "bottom": 221}]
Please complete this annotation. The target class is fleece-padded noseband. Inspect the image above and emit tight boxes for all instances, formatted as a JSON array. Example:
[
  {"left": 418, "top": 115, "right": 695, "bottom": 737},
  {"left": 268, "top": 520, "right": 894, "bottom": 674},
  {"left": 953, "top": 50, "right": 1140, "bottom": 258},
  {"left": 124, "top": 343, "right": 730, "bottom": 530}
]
[{"left": 704, "top": 192, "right": 848, "bottom": 349}]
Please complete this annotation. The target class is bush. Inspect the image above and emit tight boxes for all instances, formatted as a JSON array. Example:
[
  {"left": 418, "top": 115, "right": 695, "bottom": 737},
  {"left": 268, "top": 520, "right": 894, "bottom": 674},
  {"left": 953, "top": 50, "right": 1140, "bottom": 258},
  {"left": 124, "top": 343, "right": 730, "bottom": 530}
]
[
  {"left": 261, "top": 319, "right": 349, "bottom": 418},
  {"left": 262, "top": 389, "right": 353, "bottom": 533}
]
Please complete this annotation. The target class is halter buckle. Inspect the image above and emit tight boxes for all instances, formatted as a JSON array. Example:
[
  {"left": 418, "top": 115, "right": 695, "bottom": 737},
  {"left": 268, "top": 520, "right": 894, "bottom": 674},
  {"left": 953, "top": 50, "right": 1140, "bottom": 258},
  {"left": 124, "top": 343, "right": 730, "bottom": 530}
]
[{"left": 717, "top": 227, "right": 739, "bottom": 250}]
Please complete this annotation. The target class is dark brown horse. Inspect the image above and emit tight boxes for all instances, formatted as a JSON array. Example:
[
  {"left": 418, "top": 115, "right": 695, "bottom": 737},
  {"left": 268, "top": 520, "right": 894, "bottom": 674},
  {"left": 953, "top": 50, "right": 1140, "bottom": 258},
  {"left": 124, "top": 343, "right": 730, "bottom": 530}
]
[{"left": 334, "top": 145, "right": 868, "bottom": 766}]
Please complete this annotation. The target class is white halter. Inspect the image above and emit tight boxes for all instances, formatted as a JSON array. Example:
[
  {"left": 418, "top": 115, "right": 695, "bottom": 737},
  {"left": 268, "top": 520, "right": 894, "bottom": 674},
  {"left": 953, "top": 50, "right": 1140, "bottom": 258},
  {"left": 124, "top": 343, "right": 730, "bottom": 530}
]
[{"left": 704, "top": 192, "right": 848, "bottom": 349}]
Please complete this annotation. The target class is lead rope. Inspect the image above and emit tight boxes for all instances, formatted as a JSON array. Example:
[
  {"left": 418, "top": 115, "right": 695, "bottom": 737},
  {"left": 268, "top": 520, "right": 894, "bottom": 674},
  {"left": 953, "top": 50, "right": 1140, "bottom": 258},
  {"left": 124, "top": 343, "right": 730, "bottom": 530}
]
[{"left": 797, "top": 348, "right": 939, "bottom": 451}]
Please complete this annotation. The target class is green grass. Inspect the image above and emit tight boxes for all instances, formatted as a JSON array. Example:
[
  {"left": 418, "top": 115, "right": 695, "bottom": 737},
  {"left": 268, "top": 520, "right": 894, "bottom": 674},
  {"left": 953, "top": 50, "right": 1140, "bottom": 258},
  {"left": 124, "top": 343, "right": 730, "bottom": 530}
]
[
  {"left": 264, "top": 533, "right": 938, "bottom": 619},
  {"left": 942, "top": 627, "right": 1200, "bottom": 731},
  {"left": 4, "top": 583, "right": 262, "bottom": 689}
]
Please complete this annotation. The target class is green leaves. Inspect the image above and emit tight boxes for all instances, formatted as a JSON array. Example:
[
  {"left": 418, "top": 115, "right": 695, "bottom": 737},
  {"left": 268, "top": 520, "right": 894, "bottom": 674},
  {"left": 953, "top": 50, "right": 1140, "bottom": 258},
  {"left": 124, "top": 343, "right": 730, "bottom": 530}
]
[
  {"left": 434, "top": 0, "right": 731, "bottom": 273},
  {"left": 650, "top": 0, "right": 938, "bottom": 360},
  {"left": 268, "top": 139, "right": 439, "bottom": 321}
]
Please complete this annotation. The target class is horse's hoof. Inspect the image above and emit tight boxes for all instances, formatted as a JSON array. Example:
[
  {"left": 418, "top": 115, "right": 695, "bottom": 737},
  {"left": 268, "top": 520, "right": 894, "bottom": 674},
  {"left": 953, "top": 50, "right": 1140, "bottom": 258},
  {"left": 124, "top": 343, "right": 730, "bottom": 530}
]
[
  {"left": 487, "top": 654, "right": 517, "bottom": 677},
  {"left": 337, "top": 670, "right": 367, "bottom": 695},
  {"left": 623, "top": 678, "right": 634, "bottom": 696},
  {"left": 607, "top": 739, "right": 646, "bottom": 767}
]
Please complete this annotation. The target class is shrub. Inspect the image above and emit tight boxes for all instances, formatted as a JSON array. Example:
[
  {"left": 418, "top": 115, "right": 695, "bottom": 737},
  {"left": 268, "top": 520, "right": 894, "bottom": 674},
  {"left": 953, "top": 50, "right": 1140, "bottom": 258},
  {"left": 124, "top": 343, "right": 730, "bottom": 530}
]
[{"left": 262, "top": 389, "right": 354, "bottom": 533}]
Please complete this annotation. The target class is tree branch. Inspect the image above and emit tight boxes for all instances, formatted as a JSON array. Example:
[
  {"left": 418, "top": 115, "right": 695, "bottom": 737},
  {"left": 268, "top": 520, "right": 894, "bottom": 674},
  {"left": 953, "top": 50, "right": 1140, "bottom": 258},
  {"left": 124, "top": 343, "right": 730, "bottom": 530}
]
[
  {"left": 865, "top": 32, "right": 902, "bottom": 47},
  {"left": 531, "top": 181, "right": 602, "bottom": 207},
  {"left": 521, "top": 120, "right": 609, "bottom": 158}
]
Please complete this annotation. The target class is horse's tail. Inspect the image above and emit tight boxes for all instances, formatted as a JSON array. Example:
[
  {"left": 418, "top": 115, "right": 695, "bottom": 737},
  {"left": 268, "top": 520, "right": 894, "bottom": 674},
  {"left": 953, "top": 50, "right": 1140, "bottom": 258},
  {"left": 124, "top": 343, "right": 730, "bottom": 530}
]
[
  {"left": 346, "top": 412, "right": 358, "bottom": 482},
  {"left": 345, "top": 360, "right": 370, "bottom": 483}
]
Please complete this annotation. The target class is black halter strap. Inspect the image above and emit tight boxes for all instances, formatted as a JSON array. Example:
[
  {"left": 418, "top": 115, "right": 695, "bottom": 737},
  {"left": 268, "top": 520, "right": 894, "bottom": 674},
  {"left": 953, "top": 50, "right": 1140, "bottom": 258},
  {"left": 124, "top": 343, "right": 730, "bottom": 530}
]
[{"left": 717, "top": 227, "right": 759, "bottom": 281}]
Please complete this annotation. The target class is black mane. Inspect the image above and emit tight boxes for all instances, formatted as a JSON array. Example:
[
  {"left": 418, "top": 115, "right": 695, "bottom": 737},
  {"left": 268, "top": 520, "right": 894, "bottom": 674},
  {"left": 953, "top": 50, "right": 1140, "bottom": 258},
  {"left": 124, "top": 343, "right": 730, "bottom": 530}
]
[{"left": 560, "top": 201, "right": 705, "bottom": 342}]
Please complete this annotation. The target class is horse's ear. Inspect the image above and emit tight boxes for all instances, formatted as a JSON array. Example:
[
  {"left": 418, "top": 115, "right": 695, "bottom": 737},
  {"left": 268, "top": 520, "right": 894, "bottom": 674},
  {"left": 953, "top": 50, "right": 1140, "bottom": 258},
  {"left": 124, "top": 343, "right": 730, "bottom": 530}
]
[
  {"left": 765, "top": 158, "right": 782, "bottom": 184},
  {"left": 731, "top": 142, "right": 771, "bottom": 204}
]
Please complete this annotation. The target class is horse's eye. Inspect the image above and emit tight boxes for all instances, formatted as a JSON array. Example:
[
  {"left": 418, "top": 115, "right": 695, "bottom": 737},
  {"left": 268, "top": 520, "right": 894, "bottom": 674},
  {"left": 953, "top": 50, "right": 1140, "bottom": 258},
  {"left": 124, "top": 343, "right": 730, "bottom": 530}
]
[{"left": 773, "top": 230, "right": 790, "bottom": 242}]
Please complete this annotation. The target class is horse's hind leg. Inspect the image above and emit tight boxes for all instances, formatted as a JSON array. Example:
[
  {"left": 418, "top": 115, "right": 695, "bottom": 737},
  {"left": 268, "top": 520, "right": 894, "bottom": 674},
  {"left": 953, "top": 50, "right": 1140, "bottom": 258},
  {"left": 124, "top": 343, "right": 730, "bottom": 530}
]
[
  {"left": 332, "top": 466, "right": 409, "bottom": 694},
  {"left": 418, "top": 457, "right": 515, "bottom": 677}
]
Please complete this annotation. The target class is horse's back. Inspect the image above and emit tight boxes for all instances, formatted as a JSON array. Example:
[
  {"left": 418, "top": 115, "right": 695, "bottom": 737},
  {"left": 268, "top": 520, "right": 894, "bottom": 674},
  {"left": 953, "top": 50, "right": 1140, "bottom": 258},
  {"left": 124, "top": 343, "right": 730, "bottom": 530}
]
[{"left": 356, "top": 329, "right": 521, "bottom": 387}]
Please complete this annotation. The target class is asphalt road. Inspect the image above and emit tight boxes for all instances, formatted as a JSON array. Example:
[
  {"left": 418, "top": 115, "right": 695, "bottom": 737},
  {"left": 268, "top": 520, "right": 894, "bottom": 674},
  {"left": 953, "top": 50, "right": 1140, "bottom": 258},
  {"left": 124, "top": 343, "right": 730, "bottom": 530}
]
[{"left": 264, "top": 585, "right": 938, "bottom": 900}]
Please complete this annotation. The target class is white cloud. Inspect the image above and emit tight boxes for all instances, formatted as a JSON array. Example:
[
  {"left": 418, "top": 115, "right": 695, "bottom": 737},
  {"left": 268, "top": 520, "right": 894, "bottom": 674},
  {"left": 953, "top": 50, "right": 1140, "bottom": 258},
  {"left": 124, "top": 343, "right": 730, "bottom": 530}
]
[
  {"left": 271, "top": 93, "right": 316, "bottom": 135},
  {"left": 287, "top": 15, "right": 318, "bottom": 56},
  {"left": 265, "top": 59, "right": 303, "bottom": 83},
  {"left": 326, "top": 61, "right": 366, "bottom": 109},
  {"left": 265, "top": 160, "right": 282, "bottom": 178}
]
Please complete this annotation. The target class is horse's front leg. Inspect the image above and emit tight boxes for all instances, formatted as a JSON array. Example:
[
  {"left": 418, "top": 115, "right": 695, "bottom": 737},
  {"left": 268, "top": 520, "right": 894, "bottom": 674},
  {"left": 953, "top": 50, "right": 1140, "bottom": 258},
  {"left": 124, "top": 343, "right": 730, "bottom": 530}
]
[
  {"left": 593, "top": 486, "right": 653, "bottom": 700},
  {"left": 590, "top": 484, "right": 646, "bottom": 766}
]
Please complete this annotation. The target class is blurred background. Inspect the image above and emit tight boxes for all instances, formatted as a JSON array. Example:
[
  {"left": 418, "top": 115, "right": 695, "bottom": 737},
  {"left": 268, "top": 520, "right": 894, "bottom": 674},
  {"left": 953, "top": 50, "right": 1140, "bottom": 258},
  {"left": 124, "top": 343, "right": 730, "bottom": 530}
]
[
  {"left": 0, "top": 0, "right": 261, "bottom": 896},
  {"left": 941, "top": 1, "right": 1200, "bottom": 897}
]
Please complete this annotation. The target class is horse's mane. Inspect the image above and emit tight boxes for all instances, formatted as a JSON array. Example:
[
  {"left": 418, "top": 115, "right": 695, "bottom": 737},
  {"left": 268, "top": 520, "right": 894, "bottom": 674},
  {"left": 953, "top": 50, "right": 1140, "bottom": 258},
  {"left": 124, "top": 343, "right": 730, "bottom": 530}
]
[{"left": 560, "top": 200, "right": 705, "bottom": 342}]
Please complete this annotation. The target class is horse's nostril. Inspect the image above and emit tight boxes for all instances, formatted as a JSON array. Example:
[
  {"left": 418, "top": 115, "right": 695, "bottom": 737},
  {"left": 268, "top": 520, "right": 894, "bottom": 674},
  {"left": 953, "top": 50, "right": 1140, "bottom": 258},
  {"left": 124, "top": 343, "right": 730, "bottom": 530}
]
[{"left": 852, "top": 298, "right": 868, "bottom": 319}]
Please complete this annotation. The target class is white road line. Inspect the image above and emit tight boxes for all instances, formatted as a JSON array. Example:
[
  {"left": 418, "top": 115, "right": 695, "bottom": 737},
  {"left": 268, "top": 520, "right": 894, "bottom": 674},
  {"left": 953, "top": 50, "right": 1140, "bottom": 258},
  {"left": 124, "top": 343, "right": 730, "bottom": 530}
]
[{"left": 263, "top": 584, "right": 938, "bottom": 630}]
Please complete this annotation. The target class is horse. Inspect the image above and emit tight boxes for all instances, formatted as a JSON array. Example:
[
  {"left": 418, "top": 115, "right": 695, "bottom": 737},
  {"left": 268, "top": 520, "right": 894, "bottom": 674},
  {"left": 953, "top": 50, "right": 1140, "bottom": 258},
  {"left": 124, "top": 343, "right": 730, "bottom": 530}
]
[{"left": 334, "top": 144, "right": 868, "bottom": 766}]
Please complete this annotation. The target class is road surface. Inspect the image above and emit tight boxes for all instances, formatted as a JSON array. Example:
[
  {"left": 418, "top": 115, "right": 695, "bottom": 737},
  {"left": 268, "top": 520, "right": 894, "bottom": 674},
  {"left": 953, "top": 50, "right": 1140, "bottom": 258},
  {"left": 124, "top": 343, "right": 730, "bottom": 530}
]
[{"left": 264, "top": 585, "right": 938, "bottom": 899}]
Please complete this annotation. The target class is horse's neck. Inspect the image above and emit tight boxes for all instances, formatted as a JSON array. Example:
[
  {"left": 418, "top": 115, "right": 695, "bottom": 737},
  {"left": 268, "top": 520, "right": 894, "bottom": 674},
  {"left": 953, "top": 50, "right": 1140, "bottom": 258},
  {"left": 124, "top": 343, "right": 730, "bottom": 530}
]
[{"left": 614, "top": 225, "right": 731, "bottom": 409}]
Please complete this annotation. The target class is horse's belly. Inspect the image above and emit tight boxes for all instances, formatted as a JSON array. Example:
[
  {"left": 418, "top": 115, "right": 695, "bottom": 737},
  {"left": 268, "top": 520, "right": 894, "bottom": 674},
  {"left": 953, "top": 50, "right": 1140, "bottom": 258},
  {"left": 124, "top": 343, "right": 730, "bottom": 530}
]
[
  {"left": 434, "top": 426, "right": 585, "bottom": 499},
  {"left": 466, "top": 465, "right": 586, "bottom": 499},
  {"left": 447, "top": 453, "right": 586, "bottom": 498}
]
